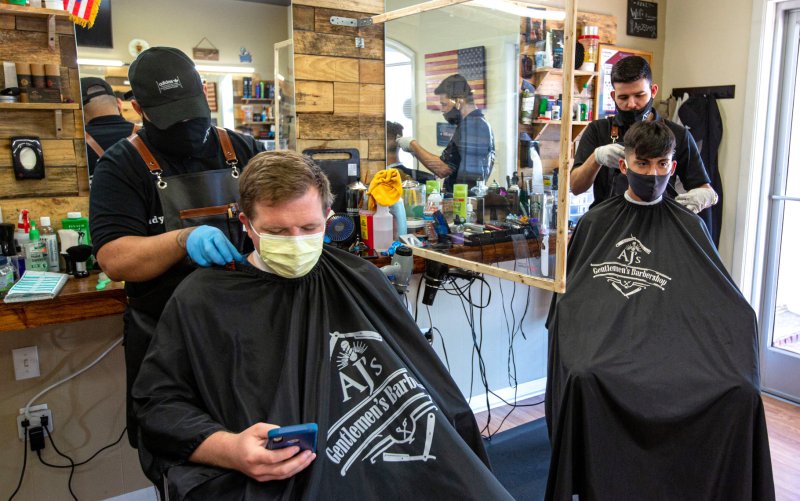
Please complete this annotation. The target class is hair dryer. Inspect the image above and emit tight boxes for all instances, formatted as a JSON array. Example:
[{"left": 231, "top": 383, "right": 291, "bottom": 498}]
[{"left": 422, "top": 259, "right": 449, "bottom": 306}]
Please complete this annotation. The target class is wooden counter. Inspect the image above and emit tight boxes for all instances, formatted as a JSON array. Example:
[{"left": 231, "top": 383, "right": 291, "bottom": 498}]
[
  {"left": 0, "top": 236, "right": 551, "bottom": 332},
  {"left": 0, "top": 272, "right": 127, "bottom": 332}
]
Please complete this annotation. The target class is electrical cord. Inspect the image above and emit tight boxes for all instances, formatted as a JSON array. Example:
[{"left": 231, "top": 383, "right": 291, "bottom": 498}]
[
  {"left": 24, "top": 337, "right": 123, "bottom": 419},
  {"left": 8, "top": 419, "right": 29, "bottom": 500},
  {"left": 37, "top": 427, "right": 127, "bottom": 468}
]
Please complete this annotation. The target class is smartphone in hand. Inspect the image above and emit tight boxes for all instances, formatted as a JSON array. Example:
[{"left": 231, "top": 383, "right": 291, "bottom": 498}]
[{"left": 266, "top": 423, "right": 318, "bottom": 452}]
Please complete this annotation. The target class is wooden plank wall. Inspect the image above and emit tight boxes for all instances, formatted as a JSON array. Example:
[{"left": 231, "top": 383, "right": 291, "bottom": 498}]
[
  {"left": 292, "top": 2, "right": 387, "bottom": 182},
  {"left": 0, "top": 12, "right": 88, "bottom": 229}
]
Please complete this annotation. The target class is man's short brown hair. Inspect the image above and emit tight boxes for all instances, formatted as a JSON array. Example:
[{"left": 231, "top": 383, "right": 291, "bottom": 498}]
[{"left": 239, "top": 150, "right": 333, "bottom": 219}]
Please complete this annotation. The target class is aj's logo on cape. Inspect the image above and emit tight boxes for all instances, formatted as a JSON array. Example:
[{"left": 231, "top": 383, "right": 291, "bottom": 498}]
[
  {"left": 326, "top": 331, "right": 439, "bottom": 477},
  {"left": 590, "top": 236, "right": 672, "bottom": 298}
]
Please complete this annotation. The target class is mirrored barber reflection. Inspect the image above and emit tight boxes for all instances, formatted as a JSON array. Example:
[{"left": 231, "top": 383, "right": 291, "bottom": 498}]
[
  {"left": 395, "top": 74, "right": 496, "bottom": 193},
  {"left": 88, "top": 46, "right": 264, "bottom": 449},
  {"left": 80, "top": 77, "right": 138, "bottom": 186}
]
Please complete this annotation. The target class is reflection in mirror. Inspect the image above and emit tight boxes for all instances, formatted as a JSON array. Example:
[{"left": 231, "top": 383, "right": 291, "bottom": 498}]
[
  {"left": 384, "top": 0, "right": 576, "bottom": 291},
  {"left": 75, "top": 0, "right": 290, "bottom": 183}
]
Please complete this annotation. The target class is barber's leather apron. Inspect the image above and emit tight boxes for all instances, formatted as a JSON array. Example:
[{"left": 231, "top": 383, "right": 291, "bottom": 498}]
[{"left": 123, "top": 127, "right": 244, "bottom": 448}]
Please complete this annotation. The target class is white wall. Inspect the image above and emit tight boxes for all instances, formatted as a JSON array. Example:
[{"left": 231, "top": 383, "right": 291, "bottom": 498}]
[
  {"left": 77, "top": 0, "right": 289, "bottom": 78},
  {"left": 662, "top": 0, "right": 754, "bottom": 269}
]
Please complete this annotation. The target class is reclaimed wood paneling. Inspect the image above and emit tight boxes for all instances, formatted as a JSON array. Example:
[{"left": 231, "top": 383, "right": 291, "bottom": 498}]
[
  {"left": 14, "top": 15, "right": 74, "bottom": 34},
  {"left": 0, "top": 167, "right": 79, "bottom": 198},
  {"left": 364, "top": 160, "right": 387, "bottom": 181},
  {"left": 359, "top": 59, "right": 384, "bottom": 84},
  {"left": 296, "top": 80, "right": 335, "bottom": 113},
  {"left": 334, "top": 82, "right": 383, "bottom": 116},
  {"left": 294, "top": 31, "right": 383, "bottom": 60},
  {"left": 1, "top": 196, "right": 89, "bottom": 227},
  {"left": 0, "top": 139, "right": 75, "bottom": 168},
  {"left": 0, "top": 29, "right": 61, "bottom": 64},
  {"left": 292, "top": 0, "right": 383, "bottom": 15},
  {"left": 295, "top": 54, "right": 359, "bottom": 83},
  {"left": 368, "top": 138, "right": 386, "bottom": 161},
  {"left": 297, "top": 114, "right": 384, "bottom": 140},
  {"left": 334, "top": 82, "right": 360, "bottom": 116},
  {"left": 0, "top": 14, "right": 14, "bottom": 29},
  {"left": 297, "top": 139, "right": 369, "bottom": 158},
  {"left": 359, "top": 83, "right": 384, "bottom": 116},
  {"left": 0, "top": 109, "right": 77, "bottom": 138},
  {"left": 292, "top": 4, "right": 315, "bottom": 31},
  {"left": 313, "top": 7, "right": 384, "bottom": 39}
]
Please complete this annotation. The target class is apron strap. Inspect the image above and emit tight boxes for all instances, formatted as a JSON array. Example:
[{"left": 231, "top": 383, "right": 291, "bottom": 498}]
[
  {"left": 127, "top": 133, "right": 161, "bottom": 173},
  {"left": 85, "top": 131, "right": 105, "bottom": 157},
  {"left": 216, "top": 127, "right": 238, "bottom": 163},
  {"left": 132, "top": 124, "right": 141, "bottom": 134}
]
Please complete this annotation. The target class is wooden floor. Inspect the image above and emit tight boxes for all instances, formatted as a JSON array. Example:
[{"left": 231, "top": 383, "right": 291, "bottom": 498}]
[{"left": 474, "top": 394, "right": 800, "bottom": 500}]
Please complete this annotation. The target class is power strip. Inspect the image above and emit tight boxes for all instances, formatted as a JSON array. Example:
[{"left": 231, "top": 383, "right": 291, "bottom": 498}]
[{"left": 17, "top": 403, "right": 54, "bottom": 440}]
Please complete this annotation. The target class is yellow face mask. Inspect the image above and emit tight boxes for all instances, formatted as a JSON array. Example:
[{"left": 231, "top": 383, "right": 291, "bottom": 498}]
[{"left": 250, "top": 222, "right": 324, "bottom": 278}]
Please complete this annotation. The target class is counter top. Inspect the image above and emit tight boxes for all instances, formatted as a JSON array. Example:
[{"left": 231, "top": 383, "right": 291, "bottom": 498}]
[
  {"left": 0, "top": 237, "right": 551, "bottom": 332},
  {"left": 0, "top": 272, "right": 127, "bottom": 332}
]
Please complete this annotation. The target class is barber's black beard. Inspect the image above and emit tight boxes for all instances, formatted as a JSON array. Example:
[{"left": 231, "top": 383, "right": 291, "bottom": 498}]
[{"left": 144, "top": 117, "right": 213, "bottom": 158}]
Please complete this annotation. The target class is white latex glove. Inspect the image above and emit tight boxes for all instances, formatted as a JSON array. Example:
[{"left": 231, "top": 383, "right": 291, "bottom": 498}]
[
  {"left": 594, "top": 143, "right": 626, "bottom": 169},
  {"left": 397, "top": 137, "right": 415, "bottom": 153},
  {"left": 675, "top": 187, "right": 718, "bottom": 213}
]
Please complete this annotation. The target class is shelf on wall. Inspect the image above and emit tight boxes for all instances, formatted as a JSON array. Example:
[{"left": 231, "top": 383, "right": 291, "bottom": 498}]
[
  {"left": 0, "top": 102, "right": 80, "bottom": 110},
  {"left": 241, "top": 98, "right": 273, "bottom": 102},
  {"left": 0, "top": 4, "right": 71, "bottom": 17},
  {"left": 238, "top": 120, "right": 275, "bottom": 125}
]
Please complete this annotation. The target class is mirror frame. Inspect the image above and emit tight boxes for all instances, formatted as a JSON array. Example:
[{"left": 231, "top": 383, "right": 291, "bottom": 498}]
[{"left": 380, "top": 0, "right": 577, "bottom": 293}]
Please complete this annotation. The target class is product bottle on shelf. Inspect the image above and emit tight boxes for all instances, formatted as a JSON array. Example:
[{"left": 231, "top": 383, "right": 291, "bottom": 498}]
[
  {"left": 372, "top": 204, "right": 394, "bottom": 253},
  {"left": 39, "top": 217, "right": 59, "bottom": 272},
  {"left": 346, "top": 166, "right": 368, "bottom": 239},
  {"left": 261, "top": 106, "right": 268, "bottom": 122},
  {"left": 24, "top": 221, "right": 49, "bottom": 272}
]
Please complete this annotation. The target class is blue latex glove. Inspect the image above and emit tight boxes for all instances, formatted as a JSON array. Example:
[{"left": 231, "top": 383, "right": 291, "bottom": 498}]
[{"left": 186, "top": 226, "right": 243, "bottom": 267}]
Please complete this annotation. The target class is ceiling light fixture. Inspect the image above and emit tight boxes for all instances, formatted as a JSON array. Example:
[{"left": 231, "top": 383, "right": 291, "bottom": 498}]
[
  {"left": 76, "top": 58, "right": 125, "bottom": 67},
  {"left": 194, "top": 64, "right": 255, "bottom": 74},
  {"left": 467, "top": 0, "right": 566, "bottom": 20}
]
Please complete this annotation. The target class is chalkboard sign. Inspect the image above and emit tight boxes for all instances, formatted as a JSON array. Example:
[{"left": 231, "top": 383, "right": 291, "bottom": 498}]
[{"left": 627, "top": 0, "right": 658, "bottom": 39}]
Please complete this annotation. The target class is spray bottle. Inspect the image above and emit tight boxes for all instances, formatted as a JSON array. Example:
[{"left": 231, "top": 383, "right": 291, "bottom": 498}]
[{"left": 372, "top": 204, "right": 394, "bottom": 253}]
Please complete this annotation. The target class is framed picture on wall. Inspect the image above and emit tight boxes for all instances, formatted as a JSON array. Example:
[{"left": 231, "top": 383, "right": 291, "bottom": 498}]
[{"left": 597, "top": 45, "right": 653, "bottom": 119}]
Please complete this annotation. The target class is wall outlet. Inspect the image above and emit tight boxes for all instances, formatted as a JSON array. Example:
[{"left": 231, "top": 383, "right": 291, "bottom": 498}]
[
  {"left": 12, "top": 346, "right": 40, "bottom": 380},
  {"left": 17, "top": 404, "right": 53, "bottom": 440}
]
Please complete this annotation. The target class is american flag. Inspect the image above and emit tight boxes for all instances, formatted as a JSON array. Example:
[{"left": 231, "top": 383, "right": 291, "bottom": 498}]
[
  {"left": 425, "top": 46, "right": 486, "bottom": 110},
  {"left": 63, "top": 0, "right": 101, "bottom": 28}
]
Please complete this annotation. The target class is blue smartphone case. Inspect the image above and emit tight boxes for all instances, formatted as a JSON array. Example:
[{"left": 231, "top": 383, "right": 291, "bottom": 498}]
[{"left": 266, "top": 423, "right": 318, "bottom": 452}]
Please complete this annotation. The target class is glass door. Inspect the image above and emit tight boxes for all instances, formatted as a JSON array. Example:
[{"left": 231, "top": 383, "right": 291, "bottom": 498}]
[{"left": 761, "top": 9, "right": 800, "bottom": 402}]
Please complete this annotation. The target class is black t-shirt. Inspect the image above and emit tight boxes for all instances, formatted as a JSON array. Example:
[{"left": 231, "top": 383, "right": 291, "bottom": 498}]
[
  {"left": 90, "top": 127, "right": 263, "bottom": 300},
  {"left": 85, "top": 115, "right": 137, "bottom": 181},
  {"left": 572, "top": 113, "right": 710, "bottom": 206}
]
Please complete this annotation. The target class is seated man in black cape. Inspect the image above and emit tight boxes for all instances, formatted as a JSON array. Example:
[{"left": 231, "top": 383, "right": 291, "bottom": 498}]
[
  {"left": 132, "top": 150, "right": 513, "bottom": 500},
  {"left": 545, "top": 121, "right": 774, "bottom": 500}
]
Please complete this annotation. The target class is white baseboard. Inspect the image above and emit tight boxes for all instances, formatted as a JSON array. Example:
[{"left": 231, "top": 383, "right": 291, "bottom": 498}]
[
  {"left": 104, "top": 487, "right": 158, "bottom": 501},
  {"left": 467, "top": 377, "right": 547, "bottom": 414}
]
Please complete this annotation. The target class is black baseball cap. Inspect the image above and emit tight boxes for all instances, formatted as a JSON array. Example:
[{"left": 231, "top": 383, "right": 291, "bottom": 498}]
[
  {"left": 80, "top": 77, "right": 115, "bottom": 105},
  {"left": 128, "top": 47, "right": 209, "bottom": 129}
]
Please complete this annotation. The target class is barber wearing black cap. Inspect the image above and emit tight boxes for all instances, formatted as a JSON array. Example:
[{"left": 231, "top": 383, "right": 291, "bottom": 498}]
[
  {"left": 80, "top": 77, "right": 138, "bottom": 184},
  {"left": 89, "top": 47, "right": 263, "bottom": 448},
  {"left": 396, "top": 74, "right": 495, "bottom": 192}
]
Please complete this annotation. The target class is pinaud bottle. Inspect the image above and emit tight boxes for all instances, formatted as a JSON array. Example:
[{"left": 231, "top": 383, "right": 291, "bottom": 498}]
[{"left": 39, "top": 216, "right": 60, "bottom": 272}]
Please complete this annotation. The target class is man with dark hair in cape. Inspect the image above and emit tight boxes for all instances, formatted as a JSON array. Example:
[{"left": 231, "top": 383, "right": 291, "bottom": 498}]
[
  {"left": 545, "top": 121, "right": 774, "bottom": 500},
  {"left": 132, "top": 150, "right": 513, "bottom": 500}
]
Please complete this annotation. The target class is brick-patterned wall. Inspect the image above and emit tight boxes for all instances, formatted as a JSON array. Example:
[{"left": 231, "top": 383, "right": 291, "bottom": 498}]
[{"left": 292, "top": 2, "right": 386, "bottom": 183}]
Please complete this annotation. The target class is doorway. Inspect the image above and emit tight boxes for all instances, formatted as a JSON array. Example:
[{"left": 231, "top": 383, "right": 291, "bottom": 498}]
[{"left": 760, "top": 8, "right": 800, "bottom": 403}]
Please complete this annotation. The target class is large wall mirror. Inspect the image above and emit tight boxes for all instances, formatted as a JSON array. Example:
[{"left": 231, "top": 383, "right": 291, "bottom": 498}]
[
  {"left": 76, "top": 0, "right": 291, "bottom": 176},
  {"left": 384, "top": 0, "right": 579, "bottom": 292}
]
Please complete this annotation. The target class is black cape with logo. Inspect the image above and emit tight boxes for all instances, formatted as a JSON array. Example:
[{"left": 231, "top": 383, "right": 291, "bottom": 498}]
[
  {"left": 132, "top": 246, "right": 513, "bottom": 500},
  {"left": 545, "top": 195, "right": 774, "bottom": 501}
]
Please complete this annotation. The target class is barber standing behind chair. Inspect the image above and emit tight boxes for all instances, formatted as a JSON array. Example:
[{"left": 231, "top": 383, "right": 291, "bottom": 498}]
[
  {"left": 570, "top": 56, "right": 717, "bottom": 219},
  {"left": 89, "top": 46, "right": 263, "bottom": 448},
  {"left": 80, "top": 77, "right": 138, "bottom": 186},
  {"left": 396, "top": 74, "right": 495, "bottom": 192}
]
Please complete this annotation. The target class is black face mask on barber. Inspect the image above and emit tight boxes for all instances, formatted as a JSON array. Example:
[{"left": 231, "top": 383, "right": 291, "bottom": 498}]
[
  {"left": 615, "top": 97, "right": 654, "bottom": 126},
  {"left": 443, "top": 106, "right": 462, "bottom": 126},
  {"left": 144, "top": 117, "right": 213, "bottom": 158}
]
